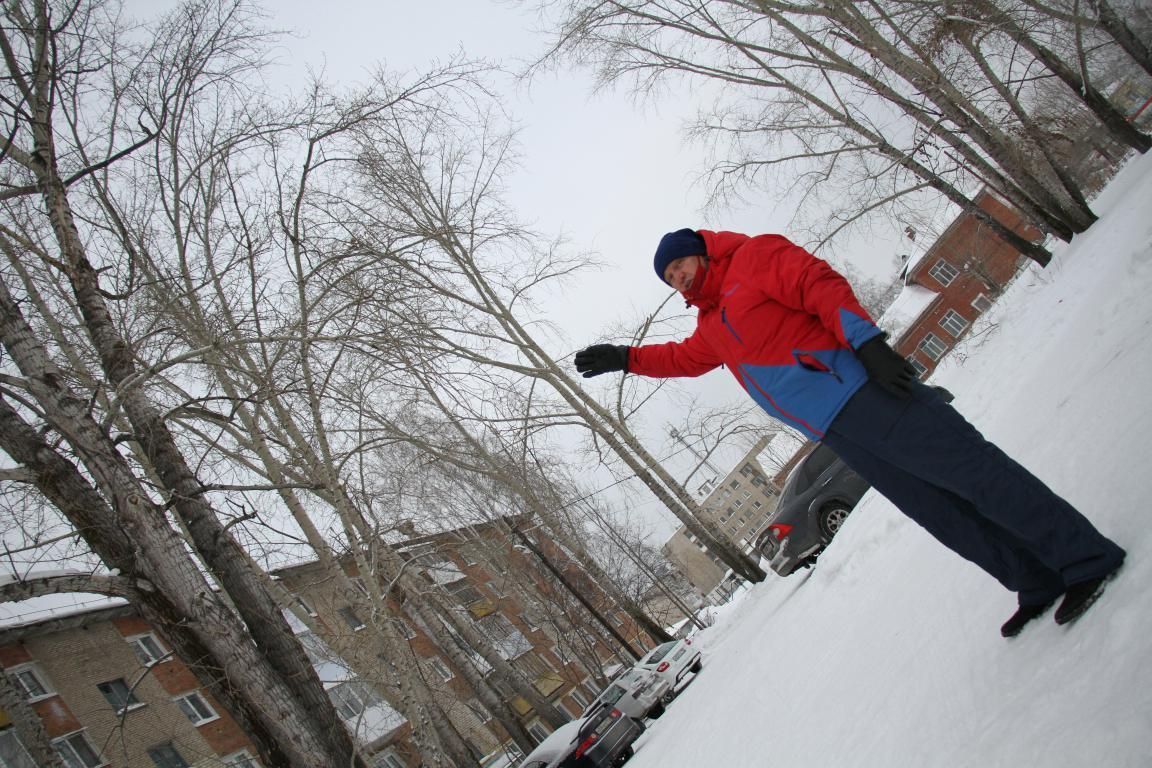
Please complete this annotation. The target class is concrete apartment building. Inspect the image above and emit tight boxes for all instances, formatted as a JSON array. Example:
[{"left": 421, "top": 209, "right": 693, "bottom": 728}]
[
  {"left": 662, "top": 442, "right": 782, "bottom": 599},
  {"left": 1, "top": 515, "right": 655, "bottom": 768}
]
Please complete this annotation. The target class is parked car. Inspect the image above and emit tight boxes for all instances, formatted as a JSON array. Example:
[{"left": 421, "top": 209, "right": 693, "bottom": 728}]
[
  {"left": 519, "top": 705, "right": 643, "bottom": 768},
  {"left": 755, "top": 385, "right": 956, "bottom": 576},
  {"left": 755, "top": 442, "right": 869, "bottom": 576},
  {"left": 583, "top": 667, "right": 671, "bottom": 720},
  {"left": 634, "top": 637, "right": 702, "bottom": 703}
]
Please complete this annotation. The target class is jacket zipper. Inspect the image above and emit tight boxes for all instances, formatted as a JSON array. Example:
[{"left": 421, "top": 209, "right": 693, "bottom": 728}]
[
  {"left": 721, "top": 308, "right": 743, "bottom": 344},
  {"left": 794, "top": 351, "right": 843, "bottom": 383}
]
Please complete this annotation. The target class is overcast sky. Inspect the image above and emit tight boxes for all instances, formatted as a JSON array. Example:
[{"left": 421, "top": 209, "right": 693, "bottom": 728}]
[{"left": 120, "top": 0, "right": 939, "bottom": 539}]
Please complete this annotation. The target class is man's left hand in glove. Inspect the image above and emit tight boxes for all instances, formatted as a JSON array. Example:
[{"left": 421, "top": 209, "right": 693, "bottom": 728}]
[{"left": 855, "top": 335, "right": 917, "bottom": 398}]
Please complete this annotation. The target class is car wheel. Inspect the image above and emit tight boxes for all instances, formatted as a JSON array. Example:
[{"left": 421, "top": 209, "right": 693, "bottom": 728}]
[
  {"left": 647, "top": 702, "right": 665, "bottom": 719},
  {"left": 614, "top": 746, "right": 635, "bottom": 766},
  {"left": 690, "top": 658, "right": 702, "bottom": 673},
  {"left": 819, "top": 503, "right": 852, "bottom": 538}
]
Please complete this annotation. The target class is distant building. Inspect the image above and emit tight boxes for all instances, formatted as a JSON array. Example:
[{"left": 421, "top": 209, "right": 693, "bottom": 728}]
[
  {"left": 884, "top": 189, "right": 1041, "bottom": 379},
  {"left": 0, "top": 601, "right": 265, "bottom": 768},
  {"left": 1, "top": 515, "right": 655, "bottom": 767},
  {"left": 662, "top": 439, "right": 782, "bottom": 599}
]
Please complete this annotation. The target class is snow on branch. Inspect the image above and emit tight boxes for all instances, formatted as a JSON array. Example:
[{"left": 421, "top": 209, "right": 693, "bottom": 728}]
[{"left": 0, "top": 571, "right": 146, "bottom": 603}]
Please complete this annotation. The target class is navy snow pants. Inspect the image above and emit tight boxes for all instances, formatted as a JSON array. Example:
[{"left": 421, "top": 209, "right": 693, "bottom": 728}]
[{"left": 822, "top": 380, "right": 1125, "bottom": 606}]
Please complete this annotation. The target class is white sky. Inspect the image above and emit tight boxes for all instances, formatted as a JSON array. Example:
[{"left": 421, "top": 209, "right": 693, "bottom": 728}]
[
  {"left": 257, "top": 0, "right": 923, "bottom": 516},
  {"left": 113, "top": 0, "right": 946, "bottom": 541}
]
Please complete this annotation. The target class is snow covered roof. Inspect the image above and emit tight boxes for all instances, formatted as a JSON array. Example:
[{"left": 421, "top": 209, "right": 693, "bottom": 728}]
[
  {"left": 0, "top": 592, "right": 128, "bottom": 630},
  {"left": 878, "top": 284, "right": 939, "bottom": 341}
]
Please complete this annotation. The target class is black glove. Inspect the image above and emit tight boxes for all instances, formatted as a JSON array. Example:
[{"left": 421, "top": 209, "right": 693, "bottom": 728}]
[
  {"left": 574, "top": 344, "right": 630, "bottom": 378},
  {"left": 855, "top": 335, "right": 916, "bottom": 398}
]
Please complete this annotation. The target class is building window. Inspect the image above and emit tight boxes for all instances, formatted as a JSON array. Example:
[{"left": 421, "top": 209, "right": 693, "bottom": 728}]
[
  {"left": 174, "top": 691, "right": 218, "bottom": 725},
  {"left": 390, "top": 619, "right": 417, "bottom": 639},
  {"left": 526, "top": 721, "right": 551, "bottom": 744},
  {"left": 97, "top": 678, "right": 144, "bottom": 713},
  {"left": 8, "top": 664, "right": 53, "bottom": 701},
  {"left": 929, "top": 259, "right": 959, "bottom": 286},
  {"left": 939, "top": 309, "right": 970, "bottom": 337},
  {"left": 728, "top": 479, "right": 740, "bottom": 489},
  {"left": 127, "top": 633, "right": 168, "bottom": 666},
  {"left": 477, "top": 613, "right": 532, "bottom": 660},
  {"left": 223, "top": 751, "right": 261, "bottom": 768},
  {"left": 52, "top": 731, "right": 103, "bottom": 768},
  {"left": 568, "top": 685, "right": 590, "bottom": 712},
  {"left": 147, "top": 743, "right": 190, "bottom": 768},
  {"left": 328, "top": 681, "right": 380, "bottom": 720},
  {"left": 463, "top": 696, "right": 493, "bottom": 722},
  {"left": 733, "top": 499, "right": 744, "bottom": 508},
  {"left": 0, "top": 729, "right": 36, "bottom": 768},
  {"left": 446, "top": 580, "right": 484, "bottom": 606},
  {"left": 338, "top": 607, "right": 366, "bottom": 630},
  {"left": 909, "top": 356, "right": 928, "bottom": 377},
  {"left": 427, "top": 658, "right": 454, "bottom": 681},
  {"left": 294, "top": 595, "right": 318, "bottom": 617},
  {"left": 972, "top": 293, "right": 993, "bottom": 313},
  {"left": 372, "top": 751, "right": 406, "bottom": 768},
  {"left": 917, "top": 333, "right": 948, "bottom": 361}
]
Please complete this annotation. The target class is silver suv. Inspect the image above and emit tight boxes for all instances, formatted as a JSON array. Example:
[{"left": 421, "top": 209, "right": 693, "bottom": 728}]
[{"left": 583, "top": 667, "right": 671, "bottom": 720}]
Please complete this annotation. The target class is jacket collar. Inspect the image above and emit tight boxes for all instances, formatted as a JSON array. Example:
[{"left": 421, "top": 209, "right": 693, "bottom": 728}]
[{"left": 682, "top": 229, "right": 746, "bottom": 311}]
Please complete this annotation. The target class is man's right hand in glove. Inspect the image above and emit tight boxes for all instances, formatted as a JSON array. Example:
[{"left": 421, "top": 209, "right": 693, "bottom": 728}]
[
  {"left": 574, "top": 344, "right": 630, "bottom": 378},
  {"left": 854, "top": 335, "right": 917, "bottom": 398}
]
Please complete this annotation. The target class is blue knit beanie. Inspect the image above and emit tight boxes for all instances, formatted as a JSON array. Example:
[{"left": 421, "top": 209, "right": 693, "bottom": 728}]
[{"left": 653, "top": 229, "right": 707, "bottom": 284}]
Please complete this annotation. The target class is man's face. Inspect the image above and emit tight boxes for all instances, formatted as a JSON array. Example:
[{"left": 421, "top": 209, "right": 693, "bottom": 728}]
[{"left": 664, "top": 255, "right": 703, "bottom": 293}]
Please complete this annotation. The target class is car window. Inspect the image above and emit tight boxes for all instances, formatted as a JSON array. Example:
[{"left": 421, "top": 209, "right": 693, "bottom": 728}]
[
  {"left": 643, "top": 642, "right": 676, "bottom": 664},
  {"left": 600, "top": 684, "right": 626, "bottom": 704},
  {"left": 618, "top": 669, "right": 642, "bottom": 685},
  {"left": 790, "top": 445, "right": 840, "bottom": 495}
]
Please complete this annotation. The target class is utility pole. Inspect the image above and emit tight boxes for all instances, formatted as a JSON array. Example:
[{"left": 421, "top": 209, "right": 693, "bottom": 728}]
[{"left": 668, "top": 427, "right": 723, "bottom": 490}]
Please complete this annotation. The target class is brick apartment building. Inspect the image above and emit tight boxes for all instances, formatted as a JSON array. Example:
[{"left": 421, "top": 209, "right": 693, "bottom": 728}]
[
  {"left": 1, "top": 515, "right": 654, "bottom": 768},
  {"left": 0, "top": 600, "right": 263, "bottom": 768},
  {"left": 884, "top": 189, "right": 1041, "bottom": 377}
]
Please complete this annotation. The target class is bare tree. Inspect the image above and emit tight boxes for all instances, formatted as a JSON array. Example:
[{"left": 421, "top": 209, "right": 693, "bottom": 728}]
[
  {"left": 0, "top": 2, "right": 373, "bottom": 765},
  {"left": 530, "top": 0, "right": 1150, "bottom": 265},
  {"left": 0, "top": 663, "right": 65, "bottom": 767},
  {"left": 333, "top": 93, "right": 765, "bottom": 582}
]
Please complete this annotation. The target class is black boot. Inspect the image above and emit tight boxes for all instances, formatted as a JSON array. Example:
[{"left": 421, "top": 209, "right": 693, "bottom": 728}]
[
  {"left": 1001, "top": 600, "right": 1056, "bottom": 638},
  {"left": 1054, "top": 565, "right": 1121, "bottom": 626}
]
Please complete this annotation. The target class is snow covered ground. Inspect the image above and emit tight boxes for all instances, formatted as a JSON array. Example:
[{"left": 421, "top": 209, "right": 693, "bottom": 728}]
[{"left": 625, "top": 153, "right": 1152, "bottom": 768}]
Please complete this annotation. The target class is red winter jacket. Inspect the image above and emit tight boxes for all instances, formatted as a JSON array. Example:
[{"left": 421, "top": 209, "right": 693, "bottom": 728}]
[{"left": 627, "top": 230, "right": 883, "bottom": 439}]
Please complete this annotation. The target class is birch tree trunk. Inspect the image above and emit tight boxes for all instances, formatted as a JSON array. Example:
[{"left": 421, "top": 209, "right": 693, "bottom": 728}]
[
  {"left": 0, "top": 344, "right": 331, "bottom": 768},
  {"left": 0, "top": 667, "right": 66, "bottom": 768}
]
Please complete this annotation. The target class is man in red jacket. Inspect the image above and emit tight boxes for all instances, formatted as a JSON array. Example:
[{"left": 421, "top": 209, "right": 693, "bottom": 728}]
[{"left": 575, "top": 228, "right": 1125, "bottom": 638}]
